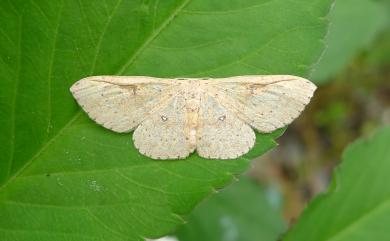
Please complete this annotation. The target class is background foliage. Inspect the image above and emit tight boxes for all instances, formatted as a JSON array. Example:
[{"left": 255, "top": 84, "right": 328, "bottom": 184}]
[
  {"left": 284, "top": 127, "right": 390, "bottom": 241},
  {"left": 310, "top": 0, "right": 389, "bottom": 82},
  {"left": 176, "top": 177, "right": 286, "bottom": 241}
]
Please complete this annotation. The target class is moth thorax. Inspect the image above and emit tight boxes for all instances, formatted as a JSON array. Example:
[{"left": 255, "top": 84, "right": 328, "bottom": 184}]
[{"left": 188, "top": 129, "right": 197, "bottom": 150}]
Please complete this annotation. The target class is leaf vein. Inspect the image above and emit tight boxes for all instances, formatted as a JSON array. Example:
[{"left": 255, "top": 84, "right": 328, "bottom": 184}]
[
  {"left": 325, "top": 199, "right": 390, "bottom": 241},
  {"left": 116, "top": 0, "right": 192, "bottom": 74},
  {"left": 181, "top": 0, "right": 278, "bottom": 15},
  {"left": 84, "top": 208, "right": 129, "bottom": 240},
  {"left": 188, "top": 25, "right": 322, "bottom": 76},
  {"left": 90, "top": 0, "right": 124, "bottom": 74},
  {"left": 45, "top": 0, "right": 65, "bottom": 139},
  {"left": 0, "top": 112, "right": 82, "bottom": 193},
  {"left": 6, "top": 14, "right": 22, "bottom": 181}
]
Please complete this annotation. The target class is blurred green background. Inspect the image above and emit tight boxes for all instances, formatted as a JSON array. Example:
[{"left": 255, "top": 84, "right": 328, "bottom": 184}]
[{"left": 173, "top": 0, "right": 390, "bottom": 240}]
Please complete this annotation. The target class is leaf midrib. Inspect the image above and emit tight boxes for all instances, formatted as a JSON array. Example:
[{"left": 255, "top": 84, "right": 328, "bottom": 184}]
[
  {"left": 322, "top": 142, "right": 390, "bottom": 241},
  {"left": 0, "top": 0, "right": 192, "bottom": 193},
  {"left": 324, "top": 197, "right": 390, "bottom": 241}
]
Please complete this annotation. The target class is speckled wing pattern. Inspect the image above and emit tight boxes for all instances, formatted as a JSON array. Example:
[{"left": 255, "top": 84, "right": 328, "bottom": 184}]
[
  {"left": 70, "top": 75, "right": 316, "bottom": 160},
  {"left": 70, "top": 76, "right": 176, "bottom": 132}
]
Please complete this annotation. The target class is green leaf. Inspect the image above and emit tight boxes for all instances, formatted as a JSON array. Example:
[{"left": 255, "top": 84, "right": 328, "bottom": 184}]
[
  {"left": 310, "top": 0, "right": 389, "bottom": 83},
  {"left": 175, "top": 177, "right": 286, "bottom": 241},
  {"left": 0, "top": 0, "right": 330, "bottom": 240},
  {"left": 284, "top": 126, "right": 390, "bottom": 241}
]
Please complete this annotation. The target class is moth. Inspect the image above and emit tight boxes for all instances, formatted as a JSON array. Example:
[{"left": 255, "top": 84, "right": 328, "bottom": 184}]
[{"left": 70, "top": 75, "right": 316, "bottom": 160}]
